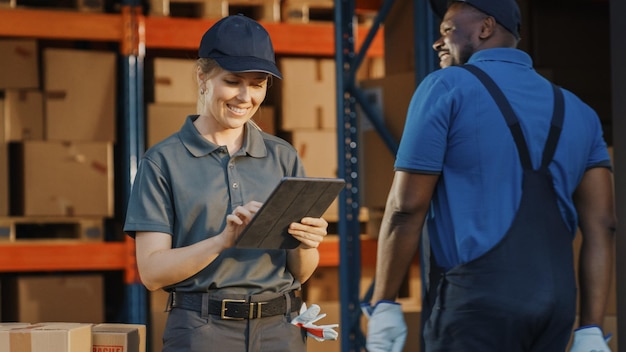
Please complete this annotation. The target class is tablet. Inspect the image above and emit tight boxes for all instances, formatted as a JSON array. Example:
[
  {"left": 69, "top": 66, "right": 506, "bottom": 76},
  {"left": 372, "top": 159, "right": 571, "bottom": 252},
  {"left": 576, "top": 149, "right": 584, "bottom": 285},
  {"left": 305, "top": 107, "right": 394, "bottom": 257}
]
[{"left": 235, "top": 177, "right": 346, "bottom": 249}]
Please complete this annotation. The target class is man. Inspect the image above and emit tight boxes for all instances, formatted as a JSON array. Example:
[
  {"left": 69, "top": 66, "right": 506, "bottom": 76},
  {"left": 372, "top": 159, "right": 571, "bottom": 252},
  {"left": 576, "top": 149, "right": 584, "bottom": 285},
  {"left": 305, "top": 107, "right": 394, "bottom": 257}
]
[{"left": 363, "top": 0, "right": 616, "bottom": 351}]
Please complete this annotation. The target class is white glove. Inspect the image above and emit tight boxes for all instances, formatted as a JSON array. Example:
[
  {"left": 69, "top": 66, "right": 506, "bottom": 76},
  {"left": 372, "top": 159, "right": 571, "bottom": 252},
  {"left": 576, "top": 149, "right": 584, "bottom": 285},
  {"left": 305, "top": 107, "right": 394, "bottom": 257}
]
[
  {"left": 361, "top": 301, "right": 407, "bottom": 352},
  {"left": 291, "top": 303, "right": 339, "bottom": 342},
  {"left": 570, "top": 325, "right": 612, "bottom": 352}
]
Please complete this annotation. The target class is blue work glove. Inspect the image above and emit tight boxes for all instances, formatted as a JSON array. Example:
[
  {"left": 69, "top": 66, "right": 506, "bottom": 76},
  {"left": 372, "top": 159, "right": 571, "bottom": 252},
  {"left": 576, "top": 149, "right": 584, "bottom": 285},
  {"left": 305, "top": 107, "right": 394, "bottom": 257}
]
[
  {"left": 361, "top": 301, "right": 407, "bottom": 352},
  {"left": 569, "top": 325, "right": 612, "bottom": 352}
]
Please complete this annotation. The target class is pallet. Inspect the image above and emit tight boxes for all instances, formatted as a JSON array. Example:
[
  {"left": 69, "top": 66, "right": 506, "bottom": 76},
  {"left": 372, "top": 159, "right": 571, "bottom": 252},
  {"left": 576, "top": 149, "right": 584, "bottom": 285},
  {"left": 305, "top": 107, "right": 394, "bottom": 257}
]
[
  {"left": 149, "top": 0, "right": 281, "bottom": 22},
  {"left": 282, "top": 0, "right": 377, "bottom": 24},
  {"left": 0, "top": 216, "right": 105, "bottom": 242},
  {"left": 0, "top": 0, "right": 104, "bottom": 12},
  {"left": 282, "top": 0, "right": 333, "bottom": 23}
]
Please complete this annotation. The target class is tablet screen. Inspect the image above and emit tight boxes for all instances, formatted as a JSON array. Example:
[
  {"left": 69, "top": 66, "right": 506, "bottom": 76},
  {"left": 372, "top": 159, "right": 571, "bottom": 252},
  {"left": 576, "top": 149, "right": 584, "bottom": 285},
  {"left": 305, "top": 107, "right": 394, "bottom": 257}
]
[{"left": 235, "top": 177, "right": 345, "bottom": 249}]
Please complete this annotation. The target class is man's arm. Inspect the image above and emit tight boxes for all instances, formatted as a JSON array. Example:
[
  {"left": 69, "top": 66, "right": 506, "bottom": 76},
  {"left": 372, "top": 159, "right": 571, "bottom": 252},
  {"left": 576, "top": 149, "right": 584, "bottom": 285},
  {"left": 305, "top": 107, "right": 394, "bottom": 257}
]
[
  {"left": 372, "top": 171, "right": 439, "bottom": 302},
  {"left": 573, "top": 166, "right": 616, "bottom": 328}
]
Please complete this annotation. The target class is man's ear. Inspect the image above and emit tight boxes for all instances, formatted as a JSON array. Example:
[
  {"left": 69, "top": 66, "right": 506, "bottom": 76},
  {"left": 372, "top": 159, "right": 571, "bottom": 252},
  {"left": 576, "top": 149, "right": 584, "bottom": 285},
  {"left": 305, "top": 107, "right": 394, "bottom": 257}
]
[{"left": 479, "top": 16, "right": 497, "bottom": 39}]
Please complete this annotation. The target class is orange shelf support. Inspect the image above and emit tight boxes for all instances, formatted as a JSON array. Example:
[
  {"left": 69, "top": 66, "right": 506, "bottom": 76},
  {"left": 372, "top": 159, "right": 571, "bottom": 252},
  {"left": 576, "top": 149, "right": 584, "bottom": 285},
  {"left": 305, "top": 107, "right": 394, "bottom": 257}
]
[
  {"left": 0, "top": 241, "right": 130, "bottom": 272},
  {"left": 318, "top": 236, "right": 378, "bottom": 267},
  {"left": 143, "top": 16, "right": 383, "bottom": 57},
  {"left": 0, "top": 8, "right": 123, "bottom": 42}
]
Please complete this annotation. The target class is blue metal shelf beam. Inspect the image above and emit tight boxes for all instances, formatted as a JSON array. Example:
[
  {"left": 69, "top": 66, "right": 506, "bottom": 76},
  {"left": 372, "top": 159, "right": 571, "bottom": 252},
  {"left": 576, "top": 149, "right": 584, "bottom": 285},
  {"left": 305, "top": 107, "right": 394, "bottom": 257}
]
[{"left": 334, "top": 0, "right": 439, "bottom": 350}]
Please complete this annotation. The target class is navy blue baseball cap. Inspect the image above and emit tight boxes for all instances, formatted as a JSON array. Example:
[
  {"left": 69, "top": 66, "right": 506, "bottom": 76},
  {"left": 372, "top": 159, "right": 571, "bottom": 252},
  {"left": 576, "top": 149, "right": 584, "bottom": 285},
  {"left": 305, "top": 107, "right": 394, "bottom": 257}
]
[
  {"left": 430, "top": 0, "right": 521, "bottom": 39},
  {"left": 198, "top": 14, "right": 282, "bottom": 79}
]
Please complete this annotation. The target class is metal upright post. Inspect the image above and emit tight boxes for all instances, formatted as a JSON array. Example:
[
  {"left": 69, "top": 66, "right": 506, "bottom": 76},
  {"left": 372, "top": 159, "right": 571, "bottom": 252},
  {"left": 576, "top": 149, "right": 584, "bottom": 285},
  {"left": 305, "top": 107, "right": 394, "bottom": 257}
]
[
  {"left": 334, "top": 0, "right": 439, "bottom": 351},
  {"left": 334, "top": 1, "right": 364, "bottom": 350},
  {"left": 119, "top": 0, "right": 147, "bottom": 326}
]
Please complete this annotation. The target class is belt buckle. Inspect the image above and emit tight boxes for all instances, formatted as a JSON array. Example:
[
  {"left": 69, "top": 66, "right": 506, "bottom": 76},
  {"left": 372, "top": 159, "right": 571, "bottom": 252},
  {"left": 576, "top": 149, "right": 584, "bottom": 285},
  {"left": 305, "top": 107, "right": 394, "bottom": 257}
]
[
  {"left": 250, "top": 302, "right": 266, "bottom": 319},
  {"left": 221, "top": 299, "right": 246, "bottom": 320}
]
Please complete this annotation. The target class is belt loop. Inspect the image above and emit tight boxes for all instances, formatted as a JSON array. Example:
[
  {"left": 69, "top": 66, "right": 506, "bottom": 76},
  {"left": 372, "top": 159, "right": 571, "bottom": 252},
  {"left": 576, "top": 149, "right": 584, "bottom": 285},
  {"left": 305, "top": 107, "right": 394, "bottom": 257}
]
[
  {"left": 201, "top": 293, "right": 210, "bottom": 318},
  {"left": 284, "top": 291, "right": 292, "bottom": 316},
  {"left": 165, "top": 291, "right": 174, "bottom": 313}
]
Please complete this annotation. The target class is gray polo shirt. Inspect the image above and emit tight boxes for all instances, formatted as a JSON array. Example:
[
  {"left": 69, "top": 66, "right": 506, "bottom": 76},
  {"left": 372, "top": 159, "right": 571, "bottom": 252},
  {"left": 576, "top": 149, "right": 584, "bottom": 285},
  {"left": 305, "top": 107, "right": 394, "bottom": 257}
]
[{"left": 124, "top": 115, "right": 305, "bottom": 294}]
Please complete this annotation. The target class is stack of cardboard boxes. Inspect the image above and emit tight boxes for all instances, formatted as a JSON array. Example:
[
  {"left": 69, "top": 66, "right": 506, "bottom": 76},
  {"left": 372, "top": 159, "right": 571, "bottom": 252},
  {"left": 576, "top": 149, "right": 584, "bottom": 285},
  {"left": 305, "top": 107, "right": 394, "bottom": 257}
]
[
  {"left": 0, "top": 39, "right": 115, "bottom": 221},
  {"left": 0, "top": 322, "right": 146, "bottom": 352},
  {"left": 0, "top": 38, "right": 120, "bottom": 345}
]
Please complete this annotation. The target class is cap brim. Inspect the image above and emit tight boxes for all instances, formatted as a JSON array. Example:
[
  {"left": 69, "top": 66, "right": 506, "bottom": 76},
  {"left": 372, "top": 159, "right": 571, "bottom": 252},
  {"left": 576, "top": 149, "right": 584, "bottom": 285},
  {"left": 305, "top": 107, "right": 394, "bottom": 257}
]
[
  {"left": 214, "top": 56, "right": 282, "bottom": 80},
  {"left": 429, "top": 0, "right": 449, "bottom": 18}
]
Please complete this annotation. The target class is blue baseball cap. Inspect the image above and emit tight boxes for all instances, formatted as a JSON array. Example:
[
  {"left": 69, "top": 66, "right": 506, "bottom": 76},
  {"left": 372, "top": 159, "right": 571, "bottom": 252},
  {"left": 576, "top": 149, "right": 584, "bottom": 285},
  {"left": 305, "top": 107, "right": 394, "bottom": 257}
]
[
  {"left": 430, "top": 0, "right": 521, "bottom": 39},
  {"left": 198, "top": 14, "right": 282, "bottom": 79}
]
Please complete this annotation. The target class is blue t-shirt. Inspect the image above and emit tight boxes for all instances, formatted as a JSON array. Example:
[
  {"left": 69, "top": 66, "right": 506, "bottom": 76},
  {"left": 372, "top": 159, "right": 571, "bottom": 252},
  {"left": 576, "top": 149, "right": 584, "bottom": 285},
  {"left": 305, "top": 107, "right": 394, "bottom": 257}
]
[{"left": 395, "top": 48, "right": 611, "bottom": 270}]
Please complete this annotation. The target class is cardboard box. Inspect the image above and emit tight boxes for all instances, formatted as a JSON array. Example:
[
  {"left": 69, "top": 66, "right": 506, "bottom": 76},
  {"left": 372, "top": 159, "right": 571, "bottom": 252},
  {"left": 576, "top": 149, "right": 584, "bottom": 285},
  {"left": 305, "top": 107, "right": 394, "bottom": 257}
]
[
  {"left": 358, "top": 72, "right": 415, "bottom": 208},
  {"left": 291, "top": 129, "right": 337, "bottom": 178},
  {"left": 3, "top": 274, "right": 104, "bottom": 323},
  {"left": 279, "top": 58, "right": 336, "bottom": 130},
  {"left": 0, "top": 39, "right": 38, "bottom": 89},
  {"left": 252, "top": 105, "right": 276, "bottom": 136},
  {"left": 3, "top": 89, "right": 44, "bottom": 141},
  {"left": 153, "top": 58, "right": 197, "bottom": 104},
  {"left": 93, "top": 324, "right": 147, "bottom": 352},
  {"left": 5, "top": 323, "right": 92, "bottom": 352},
  {"left": 0, "top": 323, "right": 32, "bottom": 352},
  {"left": 44, "top": 48, "right": 117, "bottom": 142},
  {"left": 384, "top": 0, "right": 415, "bottom": 75},
  {"left": 150, "top": 289, "right": 170, "bottom": 352},
  {"left": 9, "top": 141, "right": 114, "bottom": 217},
  {"left": 290, "top": 129, "right": 339, "bottom": 217},
  {"left": 146, "top": 103, "right": 194, "bottom": 148}
]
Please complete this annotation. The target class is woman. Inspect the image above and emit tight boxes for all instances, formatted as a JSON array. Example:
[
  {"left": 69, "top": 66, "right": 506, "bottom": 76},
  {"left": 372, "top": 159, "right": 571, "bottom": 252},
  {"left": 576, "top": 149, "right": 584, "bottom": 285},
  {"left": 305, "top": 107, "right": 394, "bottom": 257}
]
[{"left": 123, "top": 14, "right": 329, "bottom": 351}]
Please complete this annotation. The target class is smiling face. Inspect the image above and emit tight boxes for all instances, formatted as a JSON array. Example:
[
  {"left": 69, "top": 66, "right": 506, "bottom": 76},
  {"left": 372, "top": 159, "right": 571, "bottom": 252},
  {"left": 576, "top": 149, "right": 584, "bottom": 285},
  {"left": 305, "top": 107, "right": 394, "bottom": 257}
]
[
  {"left": 199, "top": 67, "right": 269, "bottom": 131},
  {"left": 432, "top": 3, "right": 489, "bottom": 68}
]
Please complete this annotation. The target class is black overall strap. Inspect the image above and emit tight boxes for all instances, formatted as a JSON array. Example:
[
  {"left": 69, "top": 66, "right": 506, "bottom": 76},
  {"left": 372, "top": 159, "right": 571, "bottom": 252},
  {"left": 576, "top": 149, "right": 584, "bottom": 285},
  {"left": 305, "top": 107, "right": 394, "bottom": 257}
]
[{"left": 460, "top": 64, "right": 565, "bottom": 171}]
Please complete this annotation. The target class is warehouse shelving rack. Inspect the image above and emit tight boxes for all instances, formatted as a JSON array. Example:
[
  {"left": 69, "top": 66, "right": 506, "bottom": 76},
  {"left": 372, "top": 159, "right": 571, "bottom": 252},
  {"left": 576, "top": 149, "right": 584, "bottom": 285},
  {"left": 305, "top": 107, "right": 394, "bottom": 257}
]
[{"left": 333, "top": 0, "right": 438, "bottom": 350}]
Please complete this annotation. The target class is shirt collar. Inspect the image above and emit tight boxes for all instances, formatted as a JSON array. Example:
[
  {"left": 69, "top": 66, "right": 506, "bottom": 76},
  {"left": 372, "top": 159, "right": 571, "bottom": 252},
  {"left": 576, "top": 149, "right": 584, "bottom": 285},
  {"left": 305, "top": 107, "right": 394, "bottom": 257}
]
[
  {"left": 467, "top": 48, "right": 533, "bottom": 68},
  {"left": 180, "top": 115, "right": 268, "bottom": 158}
]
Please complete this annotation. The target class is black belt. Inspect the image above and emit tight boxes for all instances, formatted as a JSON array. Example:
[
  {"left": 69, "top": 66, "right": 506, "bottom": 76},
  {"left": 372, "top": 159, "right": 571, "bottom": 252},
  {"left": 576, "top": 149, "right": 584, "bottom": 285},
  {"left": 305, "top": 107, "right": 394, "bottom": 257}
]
[{"left": 170, "top": 291, "right": 302, "bottom": 320}]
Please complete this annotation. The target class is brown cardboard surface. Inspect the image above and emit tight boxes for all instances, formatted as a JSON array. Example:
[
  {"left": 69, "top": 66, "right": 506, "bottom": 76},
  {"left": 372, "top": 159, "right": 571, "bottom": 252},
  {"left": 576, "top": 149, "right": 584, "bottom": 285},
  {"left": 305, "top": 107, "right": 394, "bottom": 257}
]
[
  {"left": 279, "top": 58, "right": 337, "bottom": 130},
  {"left": 9, "top": 141, "right": 114, "bottom": 217},
  {"left": 9, "top": 323, "right": 92, "bottom": 352},
  {"left": 153, "top": 58, "right": 197, "bottom": 104},
  {"left": 7, "top": 275, "right": 104, "bottom": 324},
  {"left": 93, "top": 324, "right": 146, "bottom": 352},
  {"left": 93, "top": 324, "right": 145, "bottom": 352},
  {"left": 0, "top": 39, "right": 39, "bottom": 89},
  {"left": 0, "top": 324, "right": 32, "bottom": 352},
  {"left": 44, "top": 48, "right": 117, "bottom": 142},
  {"left": 252, "top": 105, "right": 276, "bottom": 136},
  {"left": 3, "top": 90, "right": 44, "bottom": 141},
  {"left": 150, "top": 290, "right": 170, "bottom": 352},
  {"left": 289, "top": 129, "right": 338, "bottom": 218},
  {"left": 358, "top": 72, "right": 415, "bottom": 208},
  {"left": 146, "top": 103, "right": 194, "bottom": 148},
  {"left": 290, "top": 129, "right": 337, "bottom": 179},
  {"left": 384, "top": 0, "right": 415, "bottom": 75}
]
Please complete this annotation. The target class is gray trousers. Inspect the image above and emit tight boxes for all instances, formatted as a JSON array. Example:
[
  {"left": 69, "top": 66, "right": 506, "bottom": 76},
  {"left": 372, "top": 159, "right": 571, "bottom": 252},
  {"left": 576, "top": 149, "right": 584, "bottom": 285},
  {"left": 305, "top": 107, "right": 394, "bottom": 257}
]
[{"left": 162, "top": 305, "right": 307, "bottom": 352}]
